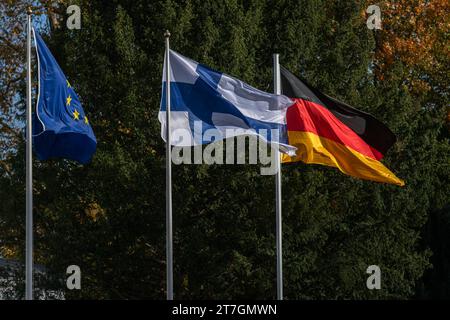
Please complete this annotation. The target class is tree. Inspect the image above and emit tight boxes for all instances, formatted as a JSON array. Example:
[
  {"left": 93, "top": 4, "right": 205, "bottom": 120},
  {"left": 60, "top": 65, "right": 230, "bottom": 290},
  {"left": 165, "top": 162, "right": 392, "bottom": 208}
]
[{"left": 0, "top": 0, "right": 448, "bottom": 299}]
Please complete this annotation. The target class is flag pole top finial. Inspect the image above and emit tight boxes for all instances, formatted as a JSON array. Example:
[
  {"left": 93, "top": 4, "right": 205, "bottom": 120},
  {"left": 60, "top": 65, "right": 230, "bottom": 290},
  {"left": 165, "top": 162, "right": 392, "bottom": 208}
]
[
  {"left": 164, "top": 30, "right": 171, "bottom": 38},
  {"left": 27, "top": 6, "right": 32, "bottom": 15}
]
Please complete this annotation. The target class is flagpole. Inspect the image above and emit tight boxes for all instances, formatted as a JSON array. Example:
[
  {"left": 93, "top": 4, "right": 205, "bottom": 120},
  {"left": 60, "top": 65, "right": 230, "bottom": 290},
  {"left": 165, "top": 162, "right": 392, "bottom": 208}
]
[
  {"left": 25, "top": 6, "right": 34, "bottom": 301},
  {"left": 273, "top": 54, "right": 283, "bottom": 300},
  {"left": 164, "top": 30, "right": 174, "bottom": 300}
]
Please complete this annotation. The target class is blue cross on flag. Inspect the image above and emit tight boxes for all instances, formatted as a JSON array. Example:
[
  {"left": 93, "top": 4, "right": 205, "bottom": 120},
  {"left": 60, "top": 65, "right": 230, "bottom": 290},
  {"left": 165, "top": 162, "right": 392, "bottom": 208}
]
[{"left": 159, "top": 50, "right": 296, "bottom": 156}]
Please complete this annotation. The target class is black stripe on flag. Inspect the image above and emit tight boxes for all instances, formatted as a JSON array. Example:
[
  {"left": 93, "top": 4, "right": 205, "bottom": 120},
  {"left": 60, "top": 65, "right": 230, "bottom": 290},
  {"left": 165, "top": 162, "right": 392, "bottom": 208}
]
[{"left": 280, "top": 66, "right": 396, "bottom": 156}]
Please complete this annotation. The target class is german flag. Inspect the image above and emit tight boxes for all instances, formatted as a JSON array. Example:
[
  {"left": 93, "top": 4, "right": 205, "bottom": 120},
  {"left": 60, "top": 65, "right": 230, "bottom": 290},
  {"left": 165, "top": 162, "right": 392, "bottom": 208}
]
[{"left": 280, "top": 66, "right": 404, "bottom": 186}]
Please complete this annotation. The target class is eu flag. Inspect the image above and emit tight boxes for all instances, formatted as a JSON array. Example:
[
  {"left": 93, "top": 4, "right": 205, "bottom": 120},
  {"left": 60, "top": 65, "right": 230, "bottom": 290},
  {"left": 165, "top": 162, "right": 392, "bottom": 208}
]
[{"left": 32, "top": 29, "right": 96, "bottom": 164}]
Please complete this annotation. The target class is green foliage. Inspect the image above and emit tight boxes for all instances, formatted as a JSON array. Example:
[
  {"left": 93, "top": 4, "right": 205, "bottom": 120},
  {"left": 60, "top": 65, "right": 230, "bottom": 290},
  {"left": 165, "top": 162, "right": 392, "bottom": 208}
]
[{"left": 0, "top": 0, "right": 448, "bottom": 299}]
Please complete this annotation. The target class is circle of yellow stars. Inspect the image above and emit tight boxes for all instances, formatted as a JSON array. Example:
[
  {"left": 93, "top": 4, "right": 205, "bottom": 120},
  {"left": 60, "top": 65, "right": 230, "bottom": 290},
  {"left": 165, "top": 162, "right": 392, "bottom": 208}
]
[{"left": 66, "top": 80, "right": 89, "bottom": 124}]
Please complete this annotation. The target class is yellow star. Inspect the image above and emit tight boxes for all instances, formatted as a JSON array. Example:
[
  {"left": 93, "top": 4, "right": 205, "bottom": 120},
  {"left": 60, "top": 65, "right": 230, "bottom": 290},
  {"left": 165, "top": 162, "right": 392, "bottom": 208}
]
[
  {"left": 67, "top": 80, "right": 71, "bottom": 88},
  {"left": 84, "top": 116, "right": 89, "bottom": 124},
  {"left": 66, "top": 95, "right": 72, "bottom": 106},
  {"left": 73, "top": 109, "right": 80, "bottom": 120}
]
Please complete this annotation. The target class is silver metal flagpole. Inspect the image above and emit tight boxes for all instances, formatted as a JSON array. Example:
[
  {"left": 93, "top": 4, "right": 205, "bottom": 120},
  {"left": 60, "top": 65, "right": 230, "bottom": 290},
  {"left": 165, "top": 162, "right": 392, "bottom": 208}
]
[
  {"left": 25, "top": 6, "right": 34, "bottom": 301},
  {"left": 273, "top": 54, "right": 283, "bottom": 300},
  {"left": 164, "top": 30, "right": 174, "bottom": 300}
]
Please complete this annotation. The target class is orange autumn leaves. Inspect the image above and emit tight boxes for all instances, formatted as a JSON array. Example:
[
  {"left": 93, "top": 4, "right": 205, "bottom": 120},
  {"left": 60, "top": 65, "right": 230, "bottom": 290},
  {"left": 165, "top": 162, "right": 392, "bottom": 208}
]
[{"left": 374, "top": 0, "right": 449, "bottom": 95}]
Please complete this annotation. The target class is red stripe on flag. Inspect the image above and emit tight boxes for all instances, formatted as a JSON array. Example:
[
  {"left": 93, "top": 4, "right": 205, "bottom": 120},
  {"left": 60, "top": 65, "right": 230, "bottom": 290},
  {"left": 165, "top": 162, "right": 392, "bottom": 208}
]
[{"left": 286, "top": 98, "right": 384, "bottom": 160}]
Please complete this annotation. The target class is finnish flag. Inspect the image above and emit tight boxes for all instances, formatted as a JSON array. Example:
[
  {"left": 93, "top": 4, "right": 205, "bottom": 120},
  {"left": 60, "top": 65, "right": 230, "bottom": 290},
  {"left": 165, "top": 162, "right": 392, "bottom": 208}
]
[{"left": 159, "top": 50, "right": 296, "bottom": 155}]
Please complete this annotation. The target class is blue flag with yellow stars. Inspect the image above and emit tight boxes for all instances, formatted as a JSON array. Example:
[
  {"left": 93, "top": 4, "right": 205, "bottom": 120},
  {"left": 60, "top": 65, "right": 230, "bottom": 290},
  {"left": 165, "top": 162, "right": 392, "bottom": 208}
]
[{"left": 32, "top": 28, "right": 96, "bottom": 164}]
